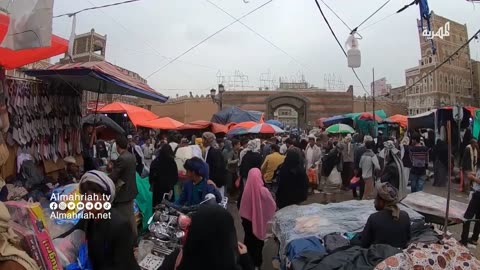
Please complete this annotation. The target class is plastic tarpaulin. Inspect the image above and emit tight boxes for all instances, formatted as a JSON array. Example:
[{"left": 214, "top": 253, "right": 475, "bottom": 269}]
[
  {"left": 98, "top": 102, "right": 159, "bottom": 127},
  {"left": 474, "top": 109, "right": 480, "bottom": 140},
  {"left": 211, "top": 107, "right": 263, "bottom": 124},
  {"left": 139, "top": 117, "right": 183, "bottom": 130},
  {"left": 24, "top": 61, "right": 168, "bottom": 102},
  {"left": 135, "top": 173, "right": 153, "bottom": 231},
  {"left": 382, "top": 114, "right": 408, "bottom": 128},
  {"left": 407, "top": 109, "right": 436, "bottom": 129},
  {"left": 322, "top": 115, "right": 353, "bottom": 127},
  {"left": 272, "top": 200, "right": 424, "bottom": 256},
  {"left": 0, "top": 33, "right": 68, "bottom": 70},
  {"left": 177, "top": 120, "right": 228, "bottom": 134},
  {"left": 400, "top": 191, "right": 468, "bottom": 223}
]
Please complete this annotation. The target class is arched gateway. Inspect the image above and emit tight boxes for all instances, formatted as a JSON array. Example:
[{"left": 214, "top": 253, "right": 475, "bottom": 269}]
[{"left": 265, "top": 92, "right": 310, "bottom": 129}]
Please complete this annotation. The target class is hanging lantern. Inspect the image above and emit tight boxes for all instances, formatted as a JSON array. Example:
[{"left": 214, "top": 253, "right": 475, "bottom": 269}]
[
  {"left": 0, "top": 10, "right": 9, "bottom": 43},
  {"left": 346, "top": 34, "right": 361, "bottom": 68}
]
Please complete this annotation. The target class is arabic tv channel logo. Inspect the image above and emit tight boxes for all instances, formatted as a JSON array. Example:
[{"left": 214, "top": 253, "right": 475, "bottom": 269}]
[{"left": 421, "top": 21, "right": 450, "bottom": 40}]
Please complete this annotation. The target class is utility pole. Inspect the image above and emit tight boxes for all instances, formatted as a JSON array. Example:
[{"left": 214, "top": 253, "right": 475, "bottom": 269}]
[
  {"left": 364, "top": 94, "right": 367, "bottom": 112},
  {"left": 372, "top": 68, "right": 376, "bottom": 137}
]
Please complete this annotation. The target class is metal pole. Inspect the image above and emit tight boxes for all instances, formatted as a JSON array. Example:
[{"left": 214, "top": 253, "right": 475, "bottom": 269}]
[
  {"left": 372, "top": 68, "right": 376, "bottom": 137},
  {"left": 444, "top": 120, "right": 452, "bottom": 233},
  {"left": 219, "top": 91, "right": 223, "bottom": 111}
]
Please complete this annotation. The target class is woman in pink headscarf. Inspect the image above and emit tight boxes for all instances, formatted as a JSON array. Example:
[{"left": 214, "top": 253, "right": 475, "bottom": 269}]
[{"left": 239, "top": 168, "right": 276, "bottom": 269}]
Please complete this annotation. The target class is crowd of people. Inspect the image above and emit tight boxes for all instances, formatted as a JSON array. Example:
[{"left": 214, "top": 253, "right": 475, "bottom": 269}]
[{"left": 75, "top": 122, "right": 480, "bottom": 269}]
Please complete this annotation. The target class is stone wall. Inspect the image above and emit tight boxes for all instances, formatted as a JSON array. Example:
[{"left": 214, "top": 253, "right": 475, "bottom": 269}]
[{"left": 353, "top": 97, "right": 408, "bottom": 116}]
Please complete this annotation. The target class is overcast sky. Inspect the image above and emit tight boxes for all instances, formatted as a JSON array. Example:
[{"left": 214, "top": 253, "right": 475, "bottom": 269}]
[{"left": 51, "top": 0, "right": 480, "bottom": 97}]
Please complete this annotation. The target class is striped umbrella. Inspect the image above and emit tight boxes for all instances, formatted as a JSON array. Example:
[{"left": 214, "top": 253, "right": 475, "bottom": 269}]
[
  {"left": 248, "top": 123, "right": 284, "bottom": 134},
  {"left": 227, "top": 127, "right": 249, "bottom": 137},
  {"left": 325, "top": 123, "right": 355, "bottom": 134}
]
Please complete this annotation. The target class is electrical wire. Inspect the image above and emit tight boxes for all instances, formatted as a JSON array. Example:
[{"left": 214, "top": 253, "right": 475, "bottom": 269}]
[
  {"left": 354, "top": 0, "right": 391, "bottom": 31},
  {"left": 319, "top": 0, "right": 391, "bottom": 36},
  {"left": 53, "top": 0, "right": 141, "bottom": 18},
  {"left": 313, "top": 0, "right": 370, "bottom": 96},
  {"left": 359, "top": 12, "right": 397, "bottom": 32},
  {"left": 205, "top": 0, "right": 310, "bottom": 72},
  {"left": 84, "top": 0, "right": 220, "bottom": 71},
  {"left": 145, "top": 0, "right": 273, "bottom": 79},
  {"left": 400, "top": 28, "right": 480, "bottom": 95},
  {"left": 319, "top": 0, "right": 353, "bottom": 32}
]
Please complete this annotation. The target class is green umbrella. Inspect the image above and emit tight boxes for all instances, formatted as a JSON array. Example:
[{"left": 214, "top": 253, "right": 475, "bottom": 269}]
[{"left": 325, "top": 123, "right": 355, "bottom": 134}]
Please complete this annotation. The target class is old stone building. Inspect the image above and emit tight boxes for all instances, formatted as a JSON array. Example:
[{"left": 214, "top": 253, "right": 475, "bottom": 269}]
[
  {"left": 473, "top": 60, "right": 480, "bottom": 107},
  {"left": 146, "top": 96, "right": 217, "bottom": 123},
  {"left": 405, "top": 12, "right": 474, "bottom": 115},
  {"left": 57, "top": 29, "right": 149, "bottom": 114},
  {"left": 389, "top": 86, "right": 407, "bottom": 104},
  {"left": 221, "top": 86, "right": 354, "bottom": 128}
]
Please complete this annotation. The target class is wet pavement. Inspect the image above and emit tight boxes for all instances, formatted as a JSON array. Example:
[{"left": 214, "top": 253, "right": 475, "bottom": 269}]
[{"left": 228, "top": 178, "right": 478, "bottom": 270}]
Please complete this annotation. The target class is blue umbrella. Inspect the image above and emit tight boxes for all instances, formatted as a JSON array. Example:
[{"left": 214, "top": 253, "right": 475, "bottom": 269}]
[
  {"left": 227, "top": 127, "right": 249, "bottom": 137},
  {"left": 265, "top": 119, "right": 284, "bottom": 128}
]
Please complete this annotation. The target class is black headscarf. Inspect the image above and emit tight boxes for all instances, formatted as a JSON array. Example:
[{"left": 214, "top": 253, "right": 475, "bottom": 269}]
[
  {"left": 178, "top": 205, "right": 242, "bottom": 270},
  {"left": 276, "top": 149, "right": 309, "bottom": 209}
]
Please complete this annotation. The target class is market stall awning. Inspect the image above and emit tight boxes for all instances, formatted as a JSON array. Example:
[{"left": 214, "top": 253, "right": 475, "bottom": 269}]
[
  {"left": 322, "top": 115, "right": 353, "bottom": 127},
  {"left": 24, "top": 61, "right": 169, "bottom": 102},
  {"left": 98, "top": 102, "right": 159, "bottom": 127},
  {"left": 211, "top": 107, "right": 263, "bottom": 124},
  {"left": 139, "top": 117, "right": 183, "bottom": 130},
  {"left": 177, "top": 120, "right": 228, "bottom": 134},
  {"left": 382, "top": 114, "right": 408, "bottom": 128},
  {"left": 0, "top": 35, "right": 68, "bottom": 69},
  {"left": 407, "top": 109, "right": 436, "bottom": 130}
]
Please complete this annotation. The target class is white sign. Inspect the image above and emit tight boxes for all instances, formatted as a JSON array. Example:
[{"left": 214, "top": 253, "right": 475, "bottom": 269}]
[
  {"left": 422, "top": 22, "right": 450, "bottom": 40},
  {"left": 139, "top": 254, "right": 165, "bottom": 270}
]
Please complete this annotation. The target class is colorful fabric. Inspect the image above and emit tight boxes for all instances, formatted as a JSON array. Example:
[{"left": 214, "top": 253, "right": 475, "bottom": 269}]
[
  {"left": 375, "top": 233, "right": 480, "bottom": 270},
  {"left": 135, "top": 173, "right": 153, "bottom": 231}
]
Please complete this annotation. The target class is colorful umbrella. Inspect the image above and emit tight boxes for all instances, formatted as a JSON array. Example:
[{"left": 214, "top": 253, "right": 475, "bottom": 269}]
[
  {"left": 325, "top": 124, "right": 355, "bottom": 134},
  {"left": 248, "top": 123, "right": 284, "bottom": 134},
  {"left": 265, "top": 119, "right": 284, "bottom": 128},
  {"left": 358, "top": 112, "right": 382, "bottom": 122},
  {"left": 229, "top": 121, "right": 258, "bottom": 130},
  {"left": 227, "top": 127, "right": 249, "bottom": 136}
]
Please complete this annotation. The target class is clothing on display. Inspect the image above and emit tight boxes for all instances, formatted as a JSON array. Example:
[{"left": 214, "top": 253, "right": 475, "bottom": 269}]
[{"left": 5, "top": 79, "right": 82, "bottom": 162}]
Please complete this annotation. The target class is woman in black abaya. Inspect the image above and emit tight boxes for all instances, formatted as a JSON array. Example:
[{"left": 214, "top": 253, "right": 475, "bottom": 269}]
[
  {"left": 176, "top": 205, "right": 254, "bottom": 270},
  {"left": 276, "top": 149, "right": 309, "bottom": 209},
  {"left": 149, "top": 144, "right": 178, "bottom": 206}
]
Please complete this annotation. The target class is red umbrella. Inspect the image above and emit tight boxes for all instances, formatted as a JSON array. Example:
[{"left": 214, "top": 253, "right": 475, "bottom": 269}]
[{"left": 358, "top": 112, "right": 382, "bottom": 122}]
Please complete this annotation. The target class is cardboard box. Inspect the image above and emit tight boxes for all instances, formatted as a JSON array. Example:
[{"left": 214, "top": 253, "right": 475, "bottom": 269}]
[{"left": 5, "top": 201, "right": 61, "bottom": 270}]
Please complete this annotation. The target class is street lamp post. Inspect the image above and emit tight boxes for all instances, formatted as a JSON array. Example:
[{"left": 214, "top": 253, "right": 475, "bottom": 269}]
[{"left": 210, "top": 84, "right": 225, "bottom": 111}]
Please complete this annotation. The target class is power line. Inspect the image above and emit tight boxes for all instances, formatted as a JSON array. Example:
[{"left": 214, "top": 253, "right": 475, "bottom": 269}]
[
  {"left": 312, "top": 0, "right": 370, "bottom": 96},
  {"left": 319, "top": 0, "right": 353, "bottom": 32},
  {"left": 53, "top": 0, "right": 141, "bottom": 18},
  {"left": 354, "top": 0, "right": 391, "bottom": 31},
  {"left": 400, "top": 28, "right": 480, "bottom": 95},
  {"left": 320, "top": 0, "right": 391, "bottom": 35},
  {"left": 145, "top": 0, "right": 273, "bottom": 79},
  {"left": 205, "top": 0, "right": 310, "bottom": 72},
  {"left": 359, "top": 12, "right": 397, "bottom": 32},
  {"left": 84, "top": 0, "right": 220, "bottom": 71}
]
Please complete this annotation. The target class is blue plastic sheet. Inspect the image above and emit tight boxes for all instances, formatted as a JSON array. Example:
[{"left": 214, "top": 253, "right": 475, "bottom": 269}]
[{"left": 66, "top": 243, "right": 92, "bottom": 270}]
